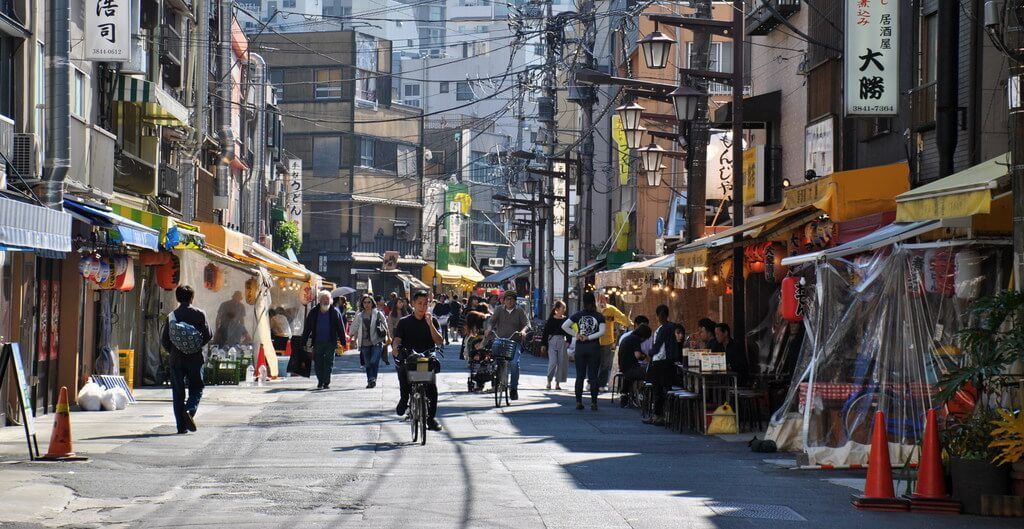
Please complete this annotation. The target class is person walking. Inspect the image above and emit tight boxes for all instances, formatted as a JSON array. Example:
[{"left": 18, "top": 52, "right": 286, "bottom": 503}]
[
  {"left": 597, "top": 295, "right": 631, "bottom": 391},
  {"left": 541, "top": 299, "right": 571, "bottom": 390},
  {"left": 302, "top": 290, "right": 347, "bottom": 389},
  {"left": 349, "top": 294, "right": 389, "bottom": 388},
  {"left": 161, "top": 285, "right": 213, "bottom": 434},
  {"left": 448, "top": 296, "right": 463, "bottom": 344},
  {"left": 561, "top": 293, "right": 606, "bottom": 411},
  {"left": 432, "top": 294, "right": 452, "bottom": 345},
  {"left": 388, "top": 296, "right": 411, "bottom": 334},
  {"left": 487, "top": 292, "right": 531, "bottom": 400}
]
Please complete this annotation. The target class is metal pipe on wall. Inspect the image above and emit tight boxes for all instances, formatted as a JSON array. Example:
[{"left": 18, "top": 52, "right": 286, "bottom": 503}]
[
  {"left": 216, "top": 0, "right": 234, "bottom": 200},
  {"left": 42, "top": 0, "right": 69, "bottom": 208}
]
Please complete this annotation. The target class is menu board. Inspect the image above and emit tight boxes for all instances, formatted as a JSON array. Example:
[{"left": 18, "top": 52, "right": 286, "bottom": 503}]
[{"left": 700, "top": 351, "right": 727, "bottom": 373}]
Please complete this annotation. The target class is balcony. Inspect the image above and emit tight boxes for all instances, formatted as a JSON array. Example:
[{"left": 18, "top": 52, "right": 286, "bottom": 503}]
[
  {"left": 159, "top": 162, "right": 181, "bottom": 198},
  {"left": 910, "top": 81, "right": 936, "bottom": 131},
  {"left": 160, "top": 23, "right": 184, "bottom": 89},
  {"left": 303, "top": 236, "right": 424, "bottom": 259},
  {"left": 746, "top": 0, "right": 801, "bottom": 36}
]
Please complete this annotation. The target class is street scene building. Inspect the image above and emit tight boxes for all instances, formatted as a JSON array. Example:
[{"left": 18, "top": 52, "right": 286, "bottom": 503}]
[{"left": 2, "top": 0, "right": 1024, "bottom": 526}]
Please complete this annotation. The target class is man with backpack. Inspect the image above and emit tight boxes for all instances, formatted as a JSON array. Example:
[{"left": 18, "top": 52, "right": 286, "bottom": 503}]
[{"left": 161, "top": 285, "right": 213, "bottom": 434}]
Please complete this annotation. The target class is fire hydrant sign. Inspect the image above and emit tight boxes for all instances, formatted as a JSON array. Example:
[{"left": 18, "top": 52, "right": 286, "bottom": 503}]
[
  {"left": 844, "top": 0, "right": 898, "bottom": 116},
  {"left": 85, "top": 0, "right": 131, "bottom": 61}
]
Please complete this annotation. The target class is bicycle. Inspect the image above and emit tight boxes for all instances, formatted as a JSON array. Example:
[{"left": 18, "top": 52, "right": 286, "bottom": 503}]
[
  {"left": 490, "top": 338, "right": 517, "bottom": 408},
  {"left": 402, "top": 346, "right": 443, "bottom": 445}
]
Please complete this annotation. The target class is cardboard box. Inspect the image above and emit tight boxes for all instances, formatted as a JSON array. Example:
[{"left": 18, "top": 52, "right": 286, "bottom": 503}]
[{"left": 700, "top": 351, "right": 727, "bottom": 372}]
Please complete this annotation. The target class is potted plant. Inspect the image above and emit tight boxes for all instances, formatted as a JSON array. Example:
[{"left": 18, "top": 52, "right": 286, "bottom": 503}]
[
  {"left": 937, "top": 290, "right": 1023, "bottom": 514},
  {"left": 990, "top": 409, "right": 1024, "bottom": 496}
]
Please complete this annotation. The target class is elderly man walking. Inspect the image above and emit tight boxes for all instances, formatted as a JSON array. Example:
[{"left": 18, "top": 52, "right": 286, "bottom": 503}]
[{"left": 302, "top": 290, "right": 348, "bottom": 389}]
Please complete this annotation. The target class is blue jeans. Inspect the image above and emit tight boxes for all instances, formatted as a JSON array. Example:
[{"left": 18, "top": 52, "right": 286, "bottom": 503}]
[
  {"left": 169, "top": 362, "right": 204, "bottom": 431},
  {"left": 360, "top": 344, "right": 383, "bottom": 382},
  {"left": 510, "top": 342, "right": 522, "bottom": 391}
]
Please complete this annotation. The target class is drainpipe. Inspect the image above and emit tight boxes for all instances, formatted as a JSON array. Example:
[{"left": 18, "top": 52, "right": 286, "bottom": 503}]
[
  {"left": 245, "top": 53, "right": 267, "bottom": 238},
  {"left": 935, "top": 6, "right": 959, "bottom": 178},
  {"left": 216, "top": 0, "right": 234, "bottom": 201},
  {"left": 42, "top": 0, "right": 69, "bottom": 208}
]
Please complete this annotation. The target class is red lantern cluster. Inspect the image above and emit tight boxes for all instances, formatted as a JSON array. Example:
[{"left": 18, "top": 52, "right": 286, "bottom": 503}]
[
  {"left": 781, "top": 276, "right": 807, "bottom": 322},
  {"left": 78, "top": 254, "right": 135, "bottom": 291}
]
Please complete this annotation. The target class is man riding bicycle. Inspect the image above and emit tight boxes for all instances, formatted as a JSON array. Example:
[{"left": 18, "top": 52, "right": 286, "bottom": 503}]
[
  {"left": 486, "top": 291, "right": 531, "bottom": 400},
  {"left": 392, "top": 290, "right": 444, "bottom": 431}
]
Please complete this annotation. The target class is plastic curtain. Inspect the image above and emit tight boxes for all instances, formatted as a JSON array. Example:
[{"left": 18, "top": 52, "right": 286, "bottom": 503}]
[{"left": 767, "top": 244, "right": 1007, "bottom": 467}]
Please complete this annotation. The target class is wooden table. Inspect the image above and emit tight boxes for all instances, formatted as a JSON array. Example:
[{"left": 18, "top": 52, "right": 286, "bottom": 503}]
[{"left": 676, "top": 364, "right": 740, "bottom": 435}]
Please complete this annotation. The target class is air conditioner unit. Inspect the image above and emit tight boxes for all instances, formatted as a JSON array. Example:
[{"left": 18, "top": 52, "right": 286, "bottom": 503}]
[
  {"left": 12, "top": 133, "right": 41, "bottom": 181},
  {"left": 487, "top": 257, "right": 505, "bottom": 268}
]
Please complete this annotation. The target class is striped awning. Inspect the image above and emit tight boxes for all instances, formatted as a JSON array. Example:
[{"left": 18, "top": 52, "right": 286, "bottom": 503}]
[
  {"left": 114, "top": 76, "right": 190, "bottom": 127},
  {"left": 109, "top": 204, "right": 206, "bottom": 250},
  {"left": 0, "top": 195, "right": 72, "bottom": 254}
]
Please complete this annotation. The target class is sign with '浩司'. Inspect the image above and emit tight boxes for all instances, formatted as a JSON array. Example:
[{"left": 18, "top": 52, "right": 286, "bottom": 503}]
[
  {"left": 845, "top": 0, "right": 898, "bottom": 116},
  {"left": 85, "top": 0, "right": 131, "bottom": 62}
]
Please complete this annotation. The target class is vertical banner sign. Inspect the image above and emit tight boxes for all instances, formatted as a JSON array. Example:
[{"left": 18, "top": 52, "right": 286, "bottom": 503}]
[
  {"left": 286, "top": 159, "right": 303, "bottom": 234},
  {"left": 447, "top": 201, "right": 462, "bottom": 253},
  {"left": 611, "top": 116, "right": 630, "bottom": 185},
  {"left": 845, "top": 0, "right": 898, "bottom": 115},
  {"left": 85, "top": 0, "right": 131, "bottom": 61},
  {"left": 805, "top": 117, "right": 835, "bottom": 177},
  {"left": 742, "top": 146, "right": 764, "bottom": 206},
  {"left": 552, "top": 162, "right": 566, "bottom": 237}
]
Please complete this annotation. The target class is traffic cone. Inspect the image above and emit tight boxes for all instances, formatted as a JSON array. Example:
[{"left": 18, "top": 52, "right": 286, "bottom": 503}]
[
  {"left": 905, "top": 409, "right": 961, "bottom": 513},
  {"left": 39, "top": 387, "right": 88, "bottom": 462},
  {"left": 284, "top": 339, "right": 293, "bottom": 357},
  {"left": 852, "top": 411, "right": 908, "bottom": 511},
  {"left": 255, "top": 345, "right": 270, "bottom": 379}
]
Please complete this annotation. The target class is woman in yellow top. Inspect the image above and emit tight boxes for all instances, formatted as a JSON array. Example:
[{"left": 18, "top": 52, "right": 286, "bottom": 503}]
[{"left": 597, "top": 295, "right": 632, "bottom": 391}]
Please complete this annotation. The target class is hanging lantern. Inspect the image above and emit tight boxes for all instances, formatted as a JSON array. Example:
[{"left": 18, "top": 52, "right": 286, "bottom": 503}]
[
  {"left": 781, "top": 276, "right": 806, "bottom": 322},
  {"left": 95, "top": 258, "right": 113, "bottom": 284},
  {"left": 638, "top": 23, "right": 675, "bottom": 69},
  {"left": 764, "top": 242, "right": 789, "bottom": 283},
  {"left": 625, "top": 126, "right": 647, "bottom": 150},
  {"left": 671, "top": 84, "right": 705, "bottom": 122},
  {"left": 615, "top": 101, "right": 645, "bottom": 132},
  {"left": 114, "top": 262, "right": 136, "bottom": 292},
  {"left": 523, "top": 178, "right": 539, "bottom": 195},
  {"left": 245, "top": 277, "right": 259, "bottom": 304},
  {"left": 638, "top": 141, "right": 665, "bottom": 172},
  {"left": 156, "top": 255, "right": 181, "bottom": 291},
  {"left": 645, "top": 164, "right": 664, "bottom": 187},
  {"left": 301, "top": 285, "right": 314, "bottom": 304},
  {"left": 139, "top": 250, "right": 171, "bottom": 266},
  {"left": 500, "top": 206, "right": 514, "bottom": 224},
  {"left": 203, "top": 263, "right": 225, "bottom": 292}
]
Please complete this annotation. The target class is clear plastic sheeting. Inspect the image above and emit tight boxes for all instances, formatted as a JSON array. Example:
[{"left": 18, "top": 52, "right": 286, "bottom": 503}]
[{"left": 767, "top": 244, "right": 1010, "bottom": 467}]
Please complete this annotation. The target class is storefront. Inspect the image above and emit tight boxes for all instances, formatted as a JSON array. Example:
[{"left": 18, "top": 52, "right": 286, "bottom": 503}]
[{"left": 423, "top": 264, "right": 485, "bottom": 296}]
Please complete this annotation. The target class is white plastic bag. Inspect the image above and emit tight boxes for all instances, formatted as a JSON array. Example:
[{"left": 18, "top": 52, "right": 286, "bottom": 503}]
[
  {"left": 109, "top": 387, "right": 129, "bottom": 410},
  {"left": 77, "top": 382, "right": 104, "bottom": 411},
  {"left": 100, "top": 389, "right": 117, "bottom": 411}
]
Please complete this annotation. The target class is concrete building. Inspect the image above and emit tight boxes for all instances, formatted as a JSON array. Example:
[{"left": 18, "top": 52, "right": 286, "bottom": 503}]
[{"left": 258, "top": 30, "right": 428, "bottom": 292}]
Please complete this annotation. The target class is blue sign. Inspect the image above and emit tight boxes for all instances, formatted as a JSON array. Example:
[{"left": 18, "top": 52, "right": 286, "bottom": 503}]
[{"left": 656, "top": 217, "right": 665, "bottom": 238}]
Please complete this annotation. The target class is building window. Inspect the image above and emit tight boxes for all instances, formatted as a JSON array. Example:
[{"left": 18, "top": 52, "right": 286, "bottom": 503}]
[
  {"left": 397, "top": 145, "right": 416, "bottom": 177},
  {"left": 359, "top": 138, "right": 374, "bottom": 167},
  {"left": 404, "top": 84, "right": 420, "bottom": 97},
  {"left": 266, "top": 0, "right": 277, "bottom": 13},
  {"left": 269, "top": 68, "right": 284, "bottom": 101},
  {"left": 312, "top": 136, "right": 341, "bottom": 177},
  {"left": 428, "top": 5, "right": 443, "bottom": 21},
  {"left": 283, "top": 0, "right": 295, "bottom": 7},
  {"left": 356, "top": 70, "right": 376, "bottom": 102},
  {"left": 469, "top": 150, "right": 492, "bottom": 183},
  {"left": 439, "top": 81, "right": 449, "bottom": 93},
  {"left": 456, "top": 81, "right": 474, "bottom": 101},
  {"left": 72, "top": 69, "right": 86, "bottom": 118},
  {"left": 921, "top": 13, "right": 938, "bottom": 85},
  {"left": 687, "top": 41, "right": 734, "bottom": 95},
  {"left": 314, "top": 68, "right": 342, "bottom": 100}
]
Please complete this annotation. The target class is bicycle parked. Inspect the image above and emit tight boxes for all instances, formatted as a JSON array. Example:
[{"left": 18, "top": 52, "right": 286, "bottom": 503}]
[{"left": 403, "top": 345, "right": 443, "bottom": 445}]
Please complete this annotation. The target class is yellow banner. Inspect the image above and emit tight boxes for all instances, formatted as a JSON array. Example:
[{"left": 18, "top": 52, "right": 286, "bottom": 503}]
[
  {"left": 612, "top": 116, "right": 630, "bottom": 186},
  {"left": 743, "top": 148, "right": 758, "bottom": 205},
  {"left": 613, "top": 211, "right": 630, "bottom": 252}
]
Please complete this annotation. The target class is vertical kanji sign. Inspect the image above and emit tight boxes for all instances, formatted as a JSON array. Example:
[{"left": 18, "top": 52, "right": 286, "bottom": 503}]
[
  {"left": 845, "top": 0, "right": 898, "bottom": 116},
  {"left": 85, "top": 0, "right": 130, "bottom": 61},
  {"left": 286, "top": 159, "right": 302, "bottom": 235}
]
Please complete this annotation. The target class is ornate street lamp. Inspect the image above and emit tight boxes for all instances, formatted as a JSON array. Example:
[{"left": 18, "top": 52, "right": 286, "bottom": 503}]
[
  {"left": 513, "top": 226, "right": 529, "bottom": 242},
  {"left": 500, "top": 206, "right": 513, "bottom": 224},
  {"left": 645, "top": 164, "right": 666, "bottom": 187},
  {"left": 638, "top": 141, "right": 666, "bottom": 172},
  {"left": 508, "top": 227, "right": 521, "bottom": 243},
  {"left": 615, "top": 101, "right": 645, "bottom": 132},
  {"left": 638, "top": 23, "right": 675, "bottom": 70},
  {"left": 624, "top": 125, "right": 647, "bottom": 150},
  {"left": 671, "top": 83, "right": 705, "bottom": 122},
  {"left": 524, "top": 177, "right": 539, "bottom": 196}
]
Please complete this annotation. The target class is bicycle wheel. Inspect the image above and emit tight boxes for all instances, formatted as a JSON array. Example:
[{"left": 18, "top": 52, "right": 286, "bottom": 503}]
[
  {"left": 503, "top": 365, "right": 511, "bottom": 406},
  {"left": 493, "top": 362, "right": 505, "bottom": 408},
  {"left": 419, "top": 393, "right": 428, "bottom": 446},
  {"left": 409, "top": 393, "right": 419, "bottom": 443}
]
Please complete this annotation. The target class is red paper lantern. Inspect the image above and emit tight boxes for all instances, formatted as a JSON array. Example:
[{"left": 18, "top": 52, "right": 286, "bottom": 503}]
[
  {"left": 139, "top": 250, "right": 171, "bottom": 266},
  {"left": 244, "top": 277, "right": 259, "bottom": 305},
  {"left": 203, "top": 263, "right": 225, "bottom": 292},
  {"left": 156, "top": 255, "right": 181, "bottom": 291},
  {"left": 781, "top": 276, "right": 805, "bottom": 322},
  {"left": 114, "top": 261, "right": 136, "bottom": 291}
]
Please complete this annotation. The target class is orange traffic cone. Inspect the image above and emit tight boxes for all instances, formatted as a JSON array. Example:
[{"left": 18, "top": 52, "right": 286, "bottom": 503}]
[
  {"left": 852, "top": 411, "right": 908, "bottom": 511},
  {"left": 906, "top": 409, "right": 961, "bottom": 513},
  {"left": 39, "top": 387, "right": 88, "bottom": 462},
  {"left": 255, "top": 345, "right": 270, "bottom": 379}
]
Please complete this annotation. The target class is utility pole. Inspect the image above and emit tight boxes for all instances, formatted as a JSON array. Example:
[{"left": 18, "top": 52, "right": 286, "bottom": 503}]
[
  {"left": 685, "top": 0, "right": 712, "bottom": 243},
  {"left": 575, "top": 0, "right": 597, "bottom": 301},
  {"left": 729, "top": 0, "right": 745, "bottom": 357}
]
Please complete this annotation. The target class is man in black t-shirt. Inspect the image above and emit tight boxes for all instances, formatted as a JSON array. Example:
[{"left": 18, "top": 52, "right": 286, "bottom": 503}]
[
  {"left": 393, "top": 290, "right": 444, "bottom": 430},
  {"left": 617, "top": 324, "right": 651, "bottom": 408}
]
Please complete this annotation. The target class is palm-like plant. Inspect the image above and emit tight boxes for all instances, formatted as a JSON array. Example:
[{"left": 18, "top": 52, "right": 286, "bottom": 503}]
[{"left": 937, "top": 290, "right": 1024, "bottom": 404}]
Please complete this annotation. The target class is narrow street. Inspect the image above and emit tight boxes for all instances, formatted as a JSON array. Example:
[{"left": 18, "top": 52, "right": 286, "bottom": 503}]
[{"left": 1, "top": 347, "right": 1018, "bottom": 529}]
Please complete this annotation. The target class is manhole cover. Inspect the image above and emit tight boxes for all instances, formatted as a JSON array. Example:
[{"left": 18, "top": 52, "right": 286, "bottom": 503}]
[{"left": 705, "top": 501, "right": 806, "bottom": 521}]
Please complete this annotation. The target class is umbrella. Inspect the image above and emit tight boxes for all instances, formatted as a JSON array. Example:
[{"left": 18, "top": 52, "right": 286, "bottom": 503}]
[{"left": 331, "top": 286, "right": 355, "bottom": 297}]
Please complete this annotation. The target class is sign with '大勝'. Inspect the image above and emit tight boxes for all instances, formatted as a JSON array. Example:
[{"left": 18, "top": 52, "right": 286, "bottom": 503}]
[
  {"left": 85, "top": 0, "right": 131, "bottom": 61},
  {"left": 845, "top": 0, "right": 898, "bottom": 116}
]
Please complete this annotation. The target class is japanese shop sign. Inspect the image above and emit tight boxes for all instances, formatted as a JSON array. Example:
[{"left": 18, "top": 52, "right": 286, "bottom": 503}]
[
  {"left": 552, "top": 162, "right": 566, "bottom": 237},
  {"left": 286, "top": 159, "right": 302, "bottom": 233},
  {"left": 845, "top": 0, "right": 898, "bottom": 116},
  {"left": 85, "top": 0, "right": 130, "bottom": 61}
]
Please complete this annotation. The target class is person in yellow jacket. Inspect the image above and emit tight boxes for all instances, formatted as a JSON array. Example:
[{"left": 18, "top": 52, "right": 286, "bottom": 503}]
[{"left": 597, "top": 295, "right": 631, "bottom": 391}]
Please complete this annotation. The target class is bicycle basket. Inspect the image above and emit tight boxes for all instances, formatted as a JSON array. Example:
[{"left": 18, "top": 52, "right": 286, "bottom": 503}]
[
  {"left": 407, "top": 357, "right": 436, "bottom": 383},
  {"left": 407, "top": 368, "right": 436, "bottom": 383},
  {"left": 491, "top": 338, "right": 518, "bottom": 359}
]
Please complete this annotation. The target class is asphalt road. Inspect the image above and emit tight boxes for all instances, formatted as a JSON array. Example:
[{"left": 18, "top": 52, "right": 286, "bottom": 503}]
[{"left": 4, "top": 344, "right": 1020, "bottom": 528}]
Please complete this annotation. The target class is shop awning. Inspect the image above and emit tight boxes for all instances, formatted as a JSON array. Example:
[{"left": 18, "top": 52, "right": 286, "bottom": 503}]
[
  {"left": 479, "top": 264, "right": 530, "bottom": 286},
  {"left": 674, "top": 247, "right": 708, "bottom": 273},
  {"left": 194, "top": 222, "right": 246, "bottom": 255},
  {"left": 675, "top": 204, "right": 820, "bottom": 254},
  {"left": 115, "top": 76, "right": 190, "bottom": 127},
  {"left": 436, "top": 264, "right": 484, "bottom": 285},
  {"left": 569, "top": 259, "right": 605, "bottom": 278},
  {"left": 242, "top": 241, "right": 316, "bottom": 281},
  {"left": 353, "top": 252, "right": 383, "bottom": 264},
  {"left": 397, "top": 272, "right": 429, "bottom": 291},
  {"left": 620, "top": 254, "right": 675, "bottom": 270},
  {"left": 64, "top": 198, "right": 159, "bottom": 250},
  {"left": 108, "top": 204, "right": 206, "bottom": 250},
  {"left": 0, "top": 195, "right": 72, "bottom": 254},
  {"left": 785, "top": 162, "right": 909, "bottom": 222},
  {"left": 895, "top": 153, "right": 1010, "bottom": 222}
]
